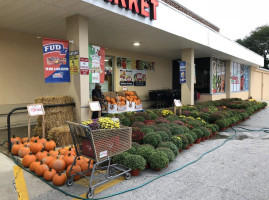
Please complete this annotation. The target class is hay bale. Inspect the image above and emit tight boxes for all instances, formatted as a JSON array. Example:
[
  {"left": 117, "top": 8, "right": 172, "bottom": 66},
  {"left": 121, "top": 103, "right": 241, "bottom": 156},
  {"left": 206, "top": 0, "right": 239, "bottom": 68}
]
[
  {"left": 33, "top": 96, "right": 76, "bottom": 138},
  {"left": 48, "top": 126, "right": 72, "bottom": 147}
]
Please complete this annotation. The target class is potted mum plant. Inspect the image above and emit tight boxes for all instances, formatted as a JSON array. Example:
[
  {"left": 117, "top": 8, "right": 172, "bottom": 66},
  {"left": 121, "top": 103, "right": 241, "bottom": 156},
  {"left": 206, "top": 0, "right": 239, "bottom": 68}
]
[
  {"left": 148, "top": 151, "right": 169, "bottom": 171},
  {"left": 124, "top": 154, "right": 146, "bottom": 176}
]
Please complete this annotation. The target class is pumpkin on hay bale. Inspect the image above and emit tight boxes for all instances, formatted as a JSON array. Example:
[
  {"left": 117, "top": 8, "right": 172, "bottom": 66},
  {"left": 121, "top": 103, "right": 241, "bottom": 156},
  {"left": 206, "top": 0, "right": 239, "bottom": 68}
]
[{"left": 33, "top": 96, "right": 75, "bottom": 138}]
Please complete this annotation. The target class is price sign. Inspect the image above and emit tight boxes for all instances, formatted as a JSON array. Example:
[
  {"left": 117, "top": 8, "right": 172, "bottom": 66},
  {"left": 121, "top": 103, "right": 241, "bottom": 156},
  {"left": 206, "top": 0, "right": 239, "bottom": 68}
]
[
  {"left": 174, "top": 99, "right": 182, "bottom": 107},
  {"left": 122, "top": 86, "right": 128, "bottom": 91},
  {"left": 27, "top": 104, "right": 45, "bottom": 116},
  {"left": 89, "top": 101, "right": 101, "bottom": 112}
]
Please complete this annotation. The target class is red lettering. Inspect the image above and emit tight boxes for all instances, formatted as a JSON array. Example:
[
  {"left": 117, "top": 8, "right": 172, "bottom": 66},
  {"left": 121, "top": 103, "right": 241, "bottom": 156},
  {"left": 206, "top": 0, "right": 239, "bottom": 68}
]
[
  {"left": 128, "top": 0, "right": 139, "bottom": 14},
  {"left": 150, "top": 0, "right": 158, "bottom": 20},
  {"left": 114, "top": 0, "right": 127, "bottom": 8},
  {"left": 140, "top": 0, "right": 149, "bottom": 17}
]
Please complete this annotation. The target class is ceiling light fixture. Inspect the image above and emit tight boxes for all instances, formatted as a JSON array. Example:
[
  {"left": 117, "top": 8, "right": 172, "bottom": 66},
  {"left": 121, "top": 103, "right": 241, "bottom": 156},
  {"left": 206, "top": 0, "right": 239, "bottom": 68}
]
[{"left": 133, "top": 42, "right": 141, "bottom": 47}]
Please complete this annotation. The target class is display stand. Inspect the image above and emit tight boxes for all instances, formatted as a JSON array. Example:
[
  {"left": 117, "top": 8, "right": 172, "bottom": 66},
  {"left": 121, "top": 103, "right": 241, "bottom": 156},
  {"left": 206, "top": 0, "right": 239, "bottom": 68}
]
[
  {"left": 89, "top": 101, "right": 101, "bottom": 120},
  {"left": 27, "top": 104, "right": 45, "bottom": 139},
  {"left": 173, "top": 99, "right": 182, "bottom": 116}
]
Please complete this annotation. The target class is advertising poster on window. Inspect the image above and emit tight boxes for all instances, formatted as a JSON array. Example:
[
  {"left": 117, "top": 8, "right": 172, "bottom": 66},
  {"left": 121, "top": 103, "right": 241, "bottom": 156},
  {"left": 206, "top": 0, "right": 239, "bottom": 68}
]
[
  {"left": 179, "top": 61, "right": 186, "bottom": 84},
  {"left": 134, "top": 70, "right": 146, "bottom": 86},
  {"left": 212, "top": 58, "right": 225, "bottom": 93},
  {"left": 69, "top": 51, "right": 79, "bottom": 74},
  {"left": 119, "top": 69, "right": 134, "bottom": 86},
  {"left": 89, "top": 45, "right": 105, "bottom": 83},
  {"left": 43, "top": 38, "right": 70, "bottom": 83},
  {"left": 244, "top": 66, "right": 249, "bottom": 90}
]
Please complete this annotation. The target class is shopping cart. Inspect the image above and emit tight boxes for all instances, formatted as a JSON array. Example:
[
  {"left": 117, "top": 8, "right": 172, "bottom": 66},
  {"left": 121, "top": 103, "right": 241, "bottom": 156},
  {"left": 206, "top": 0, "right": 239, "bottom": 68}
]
[{"left": 66, "top": 121, "right": 132, "bottom": 199}]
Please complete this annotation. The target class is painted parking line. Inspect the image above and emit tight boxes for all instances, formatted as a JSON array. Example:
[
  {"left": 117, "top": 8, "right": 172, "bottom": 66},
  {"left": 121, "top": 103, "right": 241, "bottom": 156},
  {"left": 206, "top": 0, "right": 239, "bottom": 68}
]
[
  {"left": 73, "top": 176, "right": 124, "bottom": 200},
  {"left": 13, "top": 165, "right": 29, "bottom": 200}
]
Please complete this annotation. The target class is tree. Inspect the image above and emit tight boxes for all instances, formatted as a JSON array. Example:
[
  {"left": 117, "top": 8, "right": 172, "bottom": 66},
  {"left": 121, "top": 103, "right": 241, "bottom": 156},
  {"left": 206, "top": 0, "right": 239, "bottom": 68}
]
[{"left": 236, "top": 25, "right": 269, "bottom": 69}]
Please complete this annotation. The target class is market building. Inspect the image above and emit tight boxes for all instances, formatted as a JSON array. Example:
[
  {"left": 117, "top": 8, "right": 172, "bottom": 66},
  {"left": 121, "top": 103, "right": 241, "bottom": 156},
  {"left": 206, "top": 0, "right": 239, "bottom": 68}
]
[{"left": 0, "top": 0, "right": 267, "bottom": 126}]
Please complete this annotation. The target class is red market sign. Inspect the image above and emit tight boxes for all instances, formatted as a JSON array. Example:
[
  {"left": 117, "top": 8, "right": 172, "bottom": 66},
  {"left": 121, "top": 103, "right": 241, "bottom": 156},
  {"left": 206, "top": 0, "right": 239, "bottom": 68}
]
[{"left": 104, "top": 0, "right": 159, "bottom": 20}]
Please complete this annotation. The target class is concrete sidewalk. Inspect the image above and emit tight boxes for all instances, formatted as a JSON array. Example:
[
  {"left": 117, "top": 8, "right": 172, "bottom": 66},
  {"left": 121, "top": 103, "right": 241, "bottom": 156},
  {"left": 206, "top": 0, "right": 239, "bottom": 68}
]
[{"left": 1, "top": 108, "right": 269, "bottom": 200}]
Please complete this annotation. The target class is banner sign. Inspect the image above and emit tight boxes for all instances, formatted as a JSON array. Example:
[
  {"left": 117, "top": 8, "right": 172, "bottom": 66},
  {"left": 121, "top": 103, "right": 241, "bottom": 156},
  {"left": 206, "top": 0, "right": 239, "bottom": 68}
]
[
  {"left": 134, "top": 70, "right": 146, "bottom": 86},
  {"left": 89, "top": 45, "right": 105, "bottom": 83},
  {"left": 120, "top": 69, "right": 134, "bottom": 86},
  {"left": 117, "top": 57, "right": 155, "bottom": 71},
  {"left": 69, "top": 50, "right": 79, "bottom": 74},
  {"left": 80, "top": 57, "right": 89, "bottom": 75},
  {"left": 179, "top": 61, "right": 186, "bottom": 84},
  {"left": 43, "top": 38, "right": 70, "bottom": 83}
]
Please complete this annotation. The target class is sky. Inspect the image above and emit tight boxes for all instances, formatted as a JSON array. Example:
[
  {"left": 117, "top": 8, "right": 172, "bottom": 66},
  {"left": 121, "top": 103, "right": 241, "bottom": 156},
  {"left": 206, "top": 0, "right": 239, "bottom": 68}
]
[{"left": 176, "top": 0, "right": 269, "bottom": 41}]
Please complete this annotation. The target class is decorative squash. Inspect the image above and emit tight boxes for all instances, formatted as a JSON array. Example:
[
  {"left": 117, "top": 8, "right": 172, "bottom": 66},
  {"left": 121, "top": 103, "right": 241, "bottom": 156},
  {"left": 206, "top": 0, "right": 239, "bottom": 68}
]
[
  {"left": 30, "top": 140, "right": 43, "bottom": 155},
  {"left": 49, "top": 148, "right": 59, "bottom": 158},
  {"left": 11, "top": 141, "right": 23, "bottom": 155},
  {"left": 36, "top": 149, "right": 48, "bottom": 161},
  {"left": 41, "top": 154, "right": 54, "bottom": 165},
  {"left": 35, "top": 162, "right": 49, "bottom": 176},
  {"left": 22, "top": 137, "right": 29, "bottom": 144},
  {"left": 37, "top": 138, "right": 47, "bottom": 146},
  {"left": 80, "top": 162, "right": 92, "bottom": 176},
  {"left": 66, "top": 164, "right": 81, "bottom": 181},
  {"left": 44, "top": 140, "right": 56, "bottom": 151},
  {"left": 105, "top": 97, "right": 110, "bottom": 102},
  {"left": 63, "top": 153, "right": 75, "bottom": 167},
  {"left": 29, "top": 159, "right": 41, "bottom": 172},
  {"left": 11, "top": 135, "right": 22, "bottom": 144},
  {"left": 23, "top": 141, "right": 33, "bottom": 148},
  {"left": 75, "top": 157, "right": 86, "bottom": 167},
  {"left": 58, "top": 147, "right": 67, "bottom": 155},
  {"left": 43, "top": 168, "right": 56, "bottom": 181},
  {"left": 22, "top": 153, "right": 36, "bottom": 168},
  {"left": 49, "top": 157, "right": 66, "bottom": 173},
  {"left": 18, "top": 145, "right": 31, "bottom": 158},
  {"left": 52, "top": 172, "right": 67, "bottom": 186},
  {"left": 30, "top": 135, "right": 40, "bottom": 142},
  {"left": 64, "top": 148, "right": 76, "bottom": 157}
]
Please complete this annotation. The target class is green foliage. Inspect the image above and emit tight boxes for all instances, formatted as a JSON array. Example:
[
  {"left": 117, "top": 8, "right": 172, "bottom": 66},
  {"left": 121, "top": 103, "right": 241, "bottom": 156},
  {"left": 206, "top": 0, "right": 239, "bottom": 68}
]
[
  {"left": 180, "top": 125, "right": 189, "bottom": 133},
  {"left": 142, "top": 132, "right": 162, "bottom": 147},
  {"left": 135, "top": 116, "right": 145, "bottom": 122},
  {"left": 120, "top": 117, "right": 131, "bottom": 126},
  {"left": 191, "top": 128, "right": 203, "bottom": 138},
  {"left": 127, "top": 146, "right": 137, "bottom": 154},
  {"left": 205, "top": 124, "right": 216, "bottom": 132},
  {"left": 153, "top": 126, "right": 172, "bottom": 136},
  {"left": 200, "top": 127, "right": 211, "bottom": 137},
  {"left": 158, "top": 141, "right": 178, "bottom": 157},
  {"left": 136, "top": 145, "right": 155, "bottom": 162},
  {"left": 178, "top": 134, "right": 189, "bottom": 149},
  {"left": 200, "top": 113, "right": 210, "bottom": 122},
  {"left": 169, "top": 126, "right": 184, "bottom": 135},
  {"left": 112, "top": 152, "right": 130, "bottom": 165},
  {"left": 189, "top": 131, "right": 197, "bottom": 141},
  {"left": 184, "top": 133, "right": 194, "bottom": 144},
  {"left": 141, "top": 127, "right": 154, "bottom": 134},
  {"left": 138, "top": 144, "right": 155, "bottom": 150},
  {"left": 170, "top": 136, "right": 183, "bottom": 150},
  {"left": 215, "top": 119, "right": 229, "bottom": 129},
  {"left": 148, "top": 151, "right": 169, "bottom": 170},
  {"left": 156, "top": 147, "right": 175, "bottom": 162},
  {"left": 132, "top": 142, "right": 141, "bottom": 150},
  {"left": 125, "top": 154, "right": 146, "bottom": 170},
  {"left": 155, "top": 131, "right": 170, "bottom": 141},
  {"left": 211, "top": 124, "right": 219, "bottom": 132},
  {"left": 166, "top": 115, "right": 179, "bottom": 122}
]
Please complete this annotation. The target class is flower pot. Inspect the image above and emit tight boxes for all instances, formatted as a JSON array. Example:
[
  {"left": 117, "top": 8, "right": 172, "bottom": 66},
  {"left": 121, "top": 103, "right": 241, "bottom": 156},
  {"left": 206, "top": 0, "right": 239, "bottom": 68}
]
[
  {"left": 179, "top": 149, "right": 183, "bottom": 153},
  {"left": 185, "top": 144, "right": 190, "bottom": 149},
  {"left": 152, "top": 168, "right": 162, "bottom": 171},
  {"left": 201, "top": 137, "right": 205, "bottom": 142},
  {"left": 145, "top": 163, "right": 150, "bottom": 169},
  {"left": 195, "top": 138, "right": 201, "bottom": 144},
  {"left": 130, "top": 169, "right": 140, "bottom": 176},
  {"left": 205, "top": 136, "right": 210, "bottom": 140},
  {"left": 190, "top": 143, "right": 194, "bottom": 146}
]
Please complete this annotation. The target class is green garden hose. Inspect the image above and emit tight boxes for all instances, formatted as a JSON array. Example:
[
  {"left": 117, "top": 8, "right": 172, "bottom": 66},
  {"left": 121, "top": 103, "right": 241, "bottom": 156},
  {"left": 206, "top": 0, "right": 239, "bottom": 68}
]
[{"left": 12, "top": 127, "right": 239, "bottom": 200}]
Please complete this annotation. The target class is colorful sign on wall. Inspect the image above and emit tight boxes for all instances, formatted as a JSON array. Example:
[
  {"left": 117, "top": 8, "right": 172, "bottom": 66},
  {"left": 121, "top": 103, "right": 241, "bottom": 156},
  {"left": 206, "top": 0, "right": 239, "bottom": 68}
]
[
  {"left": 119, "top": 69, "right": 146, "bottom": 86},
  {"left": 134, "top": 70, "right": 146, "bottom": 86},
  {"left": 212, "top": 58, "right": 226, "bottom": 93},
  {"left": 231, "top": 63, "right": 249, "bottom": 92},
  {"left": 179, "top": 61, "right": 186, "bottom": 84},
  {"left": 43, "top": 38, "right": 70, "bottom": 83},
  {"left": 117, "top": 57, "right": 155, "bottom": 71},
  {"left": 89, "top": 45, "right": 105, "bottom": 83},
  {"left": 80, "top": 57, "right": 89, "bottom": 75},
  {"left": 69, "top": 51, "right": 79, "bottom": 74}
]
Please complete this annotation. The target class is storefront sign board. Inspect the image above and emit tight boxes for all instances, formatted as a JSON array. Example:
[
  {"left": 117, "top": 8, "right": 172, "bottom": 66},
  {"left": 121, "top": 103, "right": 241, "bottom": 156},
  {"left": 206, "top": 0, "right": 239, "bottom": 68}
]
[
  {"left": 89, "top": 45, "right": 105, "bottom": 83},
  {"left": 179, "top": 61, "right": 186, "bottom": 84},
  {"left": 43, "top": 38, "right": 70, "bottom": 83},
  {"left": 69, "top": 51, "right": 79, "bottom": 74},
  {"left": 80, "top": 57, "right": 89, "bottom": 75}
]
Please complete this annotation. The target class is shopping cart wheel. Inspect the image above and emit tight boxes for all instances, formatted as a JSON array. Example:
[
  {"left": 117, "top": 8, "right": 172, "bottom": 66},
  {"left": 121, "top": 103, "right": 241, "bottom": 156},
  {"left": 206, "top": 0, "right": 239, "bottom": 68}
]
[
  {"left": 109, "top": 168, "right": 116, "bottom": 176},
  {"left": 124, "top": 172, "right": 131, "bottom": 180},
  {"left": 87, "top": 188, "right": 94, "bottom": 199},
  {"left": 66, "top": 178, "right": 73, "bottom": 186}
]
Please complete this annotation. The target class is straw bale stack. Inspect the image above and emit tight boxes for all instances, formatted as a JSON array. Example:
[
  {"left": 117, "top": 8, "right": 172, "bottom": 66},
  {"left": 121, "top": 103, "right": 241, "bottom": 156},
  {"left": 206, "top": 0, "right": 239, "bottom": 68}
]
[
  {"left": 48, "top": 125, "right": 73, "bottom": 147},
  {"left": 33, "top": 96, "right": 76, "bottom": 142}
]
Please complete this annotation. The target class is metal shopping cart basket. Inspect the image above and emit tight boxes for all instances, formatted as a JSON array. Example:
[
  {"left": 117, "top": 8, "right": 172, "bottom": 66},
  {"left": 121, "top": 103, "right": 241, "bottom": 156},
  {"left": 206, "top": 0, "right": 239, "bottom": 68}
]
[{"left": 66, "top": 121, "right": 132, "bottom": 199}]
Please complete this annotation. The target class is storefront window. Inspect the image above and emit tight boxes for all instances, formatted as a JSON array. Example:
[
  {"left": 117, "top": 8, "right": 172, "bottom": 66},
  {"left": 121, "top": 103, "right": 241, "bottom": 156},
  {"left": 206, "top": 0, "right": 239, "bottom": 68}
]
[
  {"left": 212, "top": 58, "right": 226, "bottom": 93},
  {"left": 231, "top": 62, "right": 249, "bottom": 92}
]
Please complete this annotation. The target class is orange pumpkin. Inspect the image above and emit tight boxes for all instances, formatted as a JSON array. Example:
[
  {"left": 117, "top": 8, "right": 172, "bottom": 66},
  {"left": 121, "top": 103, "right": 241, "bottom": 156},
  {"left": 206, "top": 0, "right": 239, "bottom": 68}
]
[
  {"left": 49, "top": 148, "right": 59, "bottom": 158},
  {"left": 80, "top": 161, "right": 93, "bottom": 176},
  {"left": 126, "top": 96, "right": 130, "bottom": 100},
  {"left": 30, "top": 135, "right": 40, "bottom": 142},
  {"left": 49, "top": 157, "right": 66, "bottom": 173},
  {"left": 18, "top": 145, "right": 31, "bottom": 158},
  {"left": 110, "top": 98, "right": 116, "bottom": 104},
  {"left": 66, "top": 164, "right": 81, "bottom": 181},
  {"left": 121, "top": 97, "right": 126, "bottom": 101},
  {"left": 11, "top": 135, "right": 22, "bottom": 144},
  {"left": 29, "top": 159, "right": 41, "bottom": 172},
  {"left": 35, "top": 162, "right": 49, "bottom": 176},
  {"left": 23, "top": 141, "right": 33, "bottom": 148},
  {"left": 36, "top": 149, "right": 48, "bottom": 161},
  {"left": 44, "top": 140, "right": 56, "bottom": 151},
  {"left": 52, "top": 172, "right": 67, "bottom": 186},
  {"left": 64, "top": 148, "right": 76, "bottom": 157},
  {"left": 43, "top": 168, "right": 56, "bottom": 181},
  {"left": 41, "top": 154, "right": 54, "bottom": 165},
  {"left": 11, "top": 142, "right": 23, "bottom": 155},
  {"left": 37, "top": 138, "right": 47, "bottom": 146},
  {"left": 30, "top": 141, "right": 43, "bottom": 154},
  {"left": 58, "top": 147, "right": 67, "bottom": 155},
  {"left": 22, "top": 137, "right": 29, "bottom": 144},
  {"left": 105, "top": 97, "right": 110, "bottom": 102},
  {"left": 63, "top": 153, "right": 75, "bottom": 167},
  {"left": 22, "top": 153, "right": 36, "bottom": 168},
  {"left": 75, "top": 156, "right": 86, "bottom": 167}
]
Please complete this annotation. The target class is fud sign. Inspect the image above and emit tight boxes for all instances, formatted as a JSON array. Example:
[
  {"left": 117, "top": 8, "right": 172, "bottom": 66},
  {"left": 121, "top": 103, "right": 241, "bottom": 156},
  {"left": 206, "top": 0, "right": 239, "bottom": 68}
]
[{"left": 104, "top": 0, "right": 159, "bottom": 20}]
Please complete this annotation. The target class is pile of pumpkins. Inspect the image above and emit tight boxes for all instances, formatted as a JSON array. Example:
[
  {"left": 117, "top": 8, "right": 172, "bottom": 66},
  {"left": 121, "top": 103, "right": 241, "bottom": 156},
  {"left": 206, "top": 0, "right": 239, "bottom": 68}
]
[
  {"left": 11, "top": 135, "right": 93, "bottom": 186},
  {"left": 105, "top": 96, "right": 126, "bottom": 107},
  {"left": 124, "top": 91, "right": 141, "bottom": 105}
]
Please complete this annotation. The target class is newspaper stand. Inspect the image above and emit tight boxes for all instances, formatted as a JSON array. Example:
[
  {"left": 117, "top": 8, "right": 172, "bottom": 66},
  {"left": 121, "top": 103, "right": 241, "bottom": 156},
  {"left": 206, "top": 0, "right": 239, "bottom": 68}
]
[{"left": 66, "top": 121, "right": 132, "bottom": 199}]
